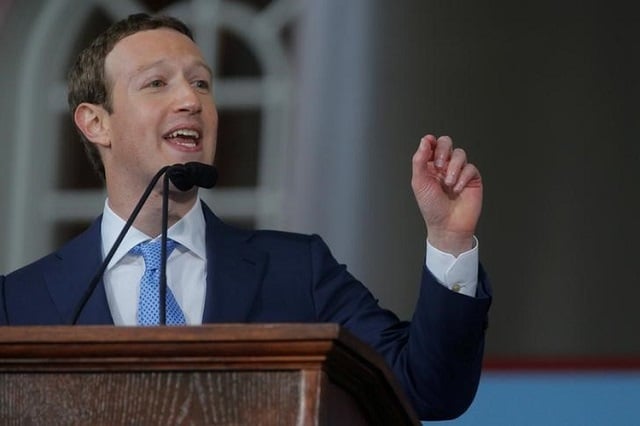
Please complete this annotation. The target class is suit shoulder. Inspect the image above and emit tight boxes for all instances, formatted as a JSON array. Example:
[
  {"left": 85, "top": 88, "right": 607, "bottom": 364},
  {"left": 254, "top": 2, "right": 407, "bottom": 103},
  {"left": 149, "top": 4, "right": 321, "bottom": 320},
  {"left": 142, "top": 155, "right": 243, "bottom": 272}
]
[
  {"left": 247, "top": 229, "right": 330, "bottom": 252},
  {"left": 251, "top": 229, "right": 316, "bottom": 243},
  {"left": 5, "top": 218, "right": 101, "bottom": 282},
  {"left": 5, "top": 251, "right": 61, "bottom": 282},
  {"left": 203, "top": 203, "right": 318, "bottom": 244}
]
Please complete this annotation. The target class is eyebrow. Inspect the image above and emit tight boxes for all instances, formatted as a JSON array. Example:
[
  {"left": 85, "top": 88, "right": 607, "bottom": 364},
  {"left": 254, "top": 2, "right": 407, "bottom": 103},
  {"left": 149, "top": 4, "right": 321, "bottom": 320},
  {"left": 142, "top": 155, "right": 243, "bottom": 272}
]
[{"left": 134, "top": 58, "right": 213, "bottom": 79}]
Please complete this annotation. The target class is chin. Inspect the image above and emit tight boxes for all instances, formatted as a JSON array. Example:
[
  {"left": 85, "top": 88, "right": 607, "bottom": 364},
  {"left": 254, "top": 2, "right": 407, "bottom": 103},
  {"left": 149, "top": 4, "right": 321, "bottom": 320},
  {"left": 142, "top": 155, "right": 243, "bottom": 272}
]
[{"left": 172, "top": 153, "right": 210, "bottom": 165}]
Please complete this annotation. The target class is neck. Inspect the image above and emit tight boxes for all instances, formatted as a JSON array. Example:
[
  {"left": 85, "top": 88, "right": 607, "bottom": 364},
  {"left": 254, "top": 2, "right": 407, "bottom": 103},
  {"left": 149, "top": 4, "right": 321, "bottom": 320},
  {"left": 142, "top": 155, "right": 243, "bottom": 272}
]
[{"left": 108, "top": 186, "right": 198, "bottom": 238}]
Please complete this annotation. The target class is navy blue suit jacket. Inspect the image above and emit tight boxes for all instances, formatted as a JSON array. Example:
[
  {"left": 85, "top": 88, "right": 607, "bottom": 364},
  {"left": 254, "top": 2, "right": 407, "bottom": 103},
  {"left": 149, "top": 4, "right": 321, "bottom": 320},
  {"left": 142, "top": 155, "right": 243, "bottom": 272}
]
[{"left": 0, "top": 202, "right": 491, "bottom": 420}]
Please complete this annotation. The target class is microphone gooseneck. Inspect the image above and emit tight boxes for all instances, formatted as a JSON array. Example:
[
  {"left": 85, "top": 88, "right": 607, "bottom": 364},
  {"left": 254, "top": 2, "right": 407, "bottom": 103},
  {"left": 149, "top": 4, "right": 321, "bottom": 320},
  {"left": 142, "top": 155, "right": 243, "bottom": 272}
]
[
  {"left": 160, "top": 171, "right": 170, "bottom": 325},
  {"left": 160, "top": 162, "right": 216, "bottom": 324},
  {"left": 70, "top": 162, "right": 217, "bottom": 325},
  {"left": 70, "top": 165, "right": 171, "bottom": 324}
]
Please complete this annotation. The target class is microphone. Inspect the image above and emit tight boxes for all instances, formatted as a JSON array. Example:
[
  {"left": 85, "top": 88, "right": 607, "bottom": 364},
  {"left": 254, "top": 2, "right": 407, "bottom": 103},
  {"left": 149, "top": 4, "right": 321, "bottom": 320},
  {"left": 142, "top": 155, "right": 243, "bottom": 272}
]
[
  {"left": 70, "top": 162, "right": 217, "bottom": 325},
  {"left": 158, "top": 162, "right": 216, "bottom": 324},
  {"left": 167, "top": 162, "right": 217, "bottom": 191}
]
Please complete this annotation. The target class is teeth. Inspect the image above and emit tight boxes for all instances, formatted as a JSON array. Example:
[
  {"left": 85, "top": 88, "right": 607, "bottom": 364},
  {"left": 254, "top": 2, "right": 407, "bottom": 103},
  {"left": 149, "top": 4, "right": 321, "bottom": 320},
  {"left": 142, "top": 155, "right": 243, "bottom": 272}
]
[{"left": 167, "top": 129, "right": 200, "bottom": 139}]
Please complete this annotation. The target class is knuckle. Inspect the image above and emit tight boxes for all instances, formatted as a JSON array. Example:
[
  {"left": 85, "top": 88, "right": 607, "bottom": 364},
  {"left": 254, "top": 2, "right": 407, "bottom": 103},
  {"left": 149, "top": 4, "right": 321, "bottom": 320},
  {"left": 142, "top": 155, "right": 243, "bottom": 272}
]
[{"left": 454, "top": 147, "right": 466, "bottom": 157}]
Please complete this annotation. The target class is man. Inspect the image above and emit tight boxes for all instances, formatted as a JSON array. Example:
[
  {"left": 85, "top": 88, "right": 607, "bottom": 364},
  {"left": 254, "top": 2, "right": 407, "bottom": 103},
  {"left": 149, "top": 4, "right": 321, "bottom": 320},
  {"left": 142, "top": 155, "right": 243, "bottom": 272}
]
[{"left": 0, "top": 14, "right": 490, "bottom": 420}]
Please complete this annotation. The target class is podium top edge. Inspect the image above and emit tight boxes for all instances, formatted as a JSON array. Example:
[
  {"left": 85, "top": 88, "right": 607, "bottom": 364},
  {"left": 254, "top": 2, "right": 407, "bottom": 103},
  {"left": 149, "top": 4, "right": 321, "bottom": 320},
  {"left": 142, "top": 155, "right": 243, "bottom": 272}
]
[{"left": 0, "top": 323, "right": 348, "bottom": 343}]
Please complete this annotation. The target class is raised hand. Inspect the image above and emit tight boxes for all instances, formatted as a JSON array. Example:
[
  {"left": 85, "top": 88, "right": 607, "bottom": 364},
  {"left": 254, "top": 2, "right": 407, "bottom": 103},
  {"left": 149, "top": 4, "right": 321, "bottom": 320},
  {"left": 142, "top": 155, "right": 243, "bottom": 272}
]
[{"left": 411, "top": 134, "right": 483, "bottom": 256}]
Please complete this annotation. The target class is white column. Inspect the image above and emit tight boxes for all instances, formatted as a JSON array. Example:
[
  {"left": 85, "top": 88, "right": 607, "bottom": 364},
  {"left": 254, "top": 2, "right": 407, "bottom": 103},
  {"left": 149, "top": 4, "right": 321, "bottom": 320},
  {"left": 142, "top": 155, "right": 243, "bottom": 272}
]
[{"left": 286, "top": 1, "right": 427, "bottom": 318}]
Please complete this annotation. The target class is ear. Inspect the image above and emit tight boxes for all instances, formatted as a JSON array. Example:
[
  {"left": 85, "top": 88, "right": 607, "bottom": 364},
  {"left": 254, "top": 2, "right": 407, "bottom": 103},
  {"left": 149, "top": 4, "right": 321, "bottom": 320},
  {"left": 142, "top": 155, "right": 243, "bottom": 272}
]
[{"left": 73, "top": 103, "right": 111, "bottom": 147}]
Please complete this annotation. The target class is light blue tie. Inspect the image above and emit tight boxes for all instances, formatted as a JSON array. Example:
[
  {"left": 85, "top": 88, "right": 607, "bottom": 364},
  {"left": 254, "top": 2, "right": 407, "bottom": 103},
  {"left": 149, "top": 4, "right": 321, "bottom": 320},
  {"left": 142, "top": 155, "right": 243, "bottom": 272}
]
[{"left": 131, "top": 239, "right": 186, "bottom": 326}]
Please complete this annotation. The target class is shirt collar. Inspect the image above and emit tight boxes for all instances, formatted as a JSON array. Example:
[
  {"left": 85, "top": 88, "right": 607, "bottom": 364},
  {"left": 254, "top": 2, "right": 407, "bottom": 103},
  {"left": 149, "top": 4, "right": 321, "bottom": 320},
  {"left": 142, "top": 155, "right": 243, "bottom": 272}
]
[{"left": 101, "top": 197, "right": 207, "bottom": 269}]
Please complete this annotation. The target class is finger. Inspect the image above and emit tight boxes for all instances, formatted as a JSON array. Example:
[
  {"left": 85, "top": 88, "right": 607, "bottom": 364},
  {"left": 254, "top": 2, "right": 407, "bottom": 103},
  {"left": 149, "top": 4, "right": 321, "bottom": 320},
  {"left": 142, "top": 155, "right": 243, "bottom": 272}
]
[
  {"left": 434, "top": 136, "right": 453, "bottom": 169},
  {"left": 419, "top": 134, "right": 437, "bottom": 156},
  {"left": 453, "top": 163, "right": 481, "bottom": 193},
  {"left": 413, "top": 135, "right": 435, "bottom": 170},
  {"left": 412, "top": 135, "right": 437, "bottom": 191},
  {"left": 444, "top": 148, "right": 467, "bottom": 186}
]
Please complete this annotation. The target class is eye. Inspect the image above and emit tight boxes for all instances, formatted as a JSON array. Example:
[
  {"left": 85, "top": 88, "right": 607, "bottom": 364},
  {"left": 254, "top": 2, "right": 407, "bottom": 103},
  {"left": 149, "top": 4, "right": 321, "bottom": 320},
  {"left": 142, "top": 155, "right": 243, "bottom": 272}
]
[
  {"left": 146, "top": 79, "right": 166, "bottom": 88},
  {"left": 193, "top": 80, "right": 210, "bottom": 91}
]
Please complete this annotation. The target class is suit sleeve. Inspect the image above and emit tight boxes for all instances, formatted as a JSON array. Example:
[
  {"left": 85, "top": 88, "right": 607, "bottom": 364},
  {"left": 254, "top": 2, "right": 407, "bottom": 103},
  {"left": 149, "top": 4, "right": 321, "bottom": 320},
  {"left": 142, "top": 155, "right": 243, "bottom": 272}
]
[
  {"left": 307, "top": 234, "right": 491, "bottom": 421},
  {"left": 0, "top": 275, "right": 7, "bottom": 325}
]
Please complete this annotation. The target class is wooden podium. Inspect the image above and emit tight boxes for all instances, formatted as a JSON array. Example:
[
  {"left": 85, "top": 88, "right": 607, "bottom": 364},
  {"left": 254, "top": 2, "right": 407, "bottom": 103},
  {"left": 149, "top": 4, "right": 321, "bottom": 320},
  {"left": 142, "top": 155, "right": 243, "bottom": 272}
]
[{"left": 0, "top": 324, "right": 419, "bottom": 425}]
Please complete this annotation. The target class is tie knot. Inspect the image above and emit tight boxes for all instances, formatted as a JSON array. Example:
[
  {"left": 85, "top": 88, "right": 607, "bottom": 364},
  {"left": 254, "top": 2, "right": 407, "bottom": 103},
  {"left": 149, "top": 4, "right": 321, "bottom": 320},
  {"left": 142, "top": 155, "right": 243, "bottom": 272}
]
[{"left": 131, "top": 239, "right": 178, "bottom": 270}]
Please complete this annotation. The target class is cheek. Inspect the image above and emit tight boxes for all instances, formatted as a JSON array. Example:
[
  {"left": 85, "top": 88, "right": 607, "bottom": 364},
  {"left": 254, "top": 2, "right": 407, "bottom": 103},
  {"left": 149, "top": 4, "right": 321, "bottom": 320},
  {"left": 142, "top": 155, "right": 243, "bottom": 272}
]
[
  {"left": 205, "top": 105, "right": 219, "bottom": 149},
  {"left": 108, "top": 114, "right": 153, "bottom": 159},
  {"left": 114, "top": 108, "right": 158, "bottom": 139}
]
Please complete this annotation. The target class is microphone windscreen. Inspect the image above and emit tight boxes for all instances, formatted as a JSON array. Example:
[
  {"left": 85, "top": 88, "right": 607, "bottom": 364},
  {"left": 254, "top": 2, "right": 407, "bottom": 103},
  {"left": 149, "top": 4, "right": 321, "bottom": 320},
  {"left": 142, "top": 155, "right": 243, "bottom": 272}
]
[
  {"left": 186, "top": 162, "right": 218, "bottom": 189},
  {"left": 168, "top": 163, "right": 218, "bottom": 191}
]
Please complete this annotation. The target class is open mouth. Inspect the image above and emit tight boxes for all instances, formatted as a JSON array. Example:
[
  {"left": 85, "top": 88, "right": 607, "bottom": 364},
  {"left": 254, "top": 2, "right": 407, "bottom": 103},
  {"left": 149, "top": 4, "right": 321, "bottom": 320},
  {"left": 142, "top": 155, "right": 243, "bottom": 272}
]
[{"left": 164, "top": 128, "right": 201, "bottom": 150}]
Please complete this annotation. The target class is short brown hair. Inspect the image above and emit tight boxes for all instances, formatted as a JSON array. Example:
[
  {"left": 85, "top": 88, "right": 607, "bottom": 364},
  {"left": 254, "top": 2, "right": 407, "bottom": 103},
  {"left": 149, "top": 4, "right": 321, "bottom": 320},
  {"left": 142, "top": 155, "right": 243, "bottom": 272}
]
[{"left": 67, "top": 13, "right": 194, "bottom": 180}]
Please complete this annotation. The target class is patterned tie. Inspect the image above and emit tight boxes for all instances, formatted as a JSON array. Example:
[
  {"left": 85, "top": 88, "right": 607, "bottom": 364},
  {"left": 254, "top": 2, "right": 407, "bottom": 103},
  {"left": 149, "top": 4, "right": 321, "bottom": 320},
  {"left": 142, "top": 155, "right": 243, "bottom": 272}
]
[{"left": 131, "top": 239, "right": 186, "bottom": 325}]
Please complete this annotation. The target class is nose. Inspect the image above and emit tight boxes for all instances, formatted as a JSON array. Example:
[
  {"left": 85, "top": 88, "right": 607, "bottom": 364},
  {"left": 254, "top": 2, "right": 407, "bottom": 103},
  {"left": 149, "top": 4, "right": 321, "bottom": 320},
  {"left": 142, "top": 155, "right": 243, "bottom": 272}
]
[{"left": 174, "top": 79, "right": 202, "bottom": 114}]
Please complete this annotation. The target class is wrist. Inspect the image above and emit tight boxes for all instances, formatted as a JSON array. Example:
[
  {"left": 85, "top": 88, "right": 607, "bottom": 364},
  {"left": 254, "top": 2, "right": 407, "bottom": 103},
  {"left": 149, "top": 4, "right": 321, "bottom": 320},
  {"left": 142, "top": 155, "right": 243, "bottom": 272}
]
[{"left": 427, "top": 230, "right": 475, "bottom": 256}]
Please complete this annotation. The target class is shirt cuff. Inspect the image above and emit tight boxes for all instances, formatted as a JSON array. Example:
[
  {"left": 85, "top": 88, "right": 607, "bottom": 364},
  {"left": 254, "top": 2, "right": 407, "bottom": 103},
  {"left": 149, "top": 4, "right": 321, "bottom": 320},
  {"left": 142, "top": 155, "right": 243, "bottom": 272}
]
[{"left": 425, "top": 237, "right": 479, "bottom": 297}]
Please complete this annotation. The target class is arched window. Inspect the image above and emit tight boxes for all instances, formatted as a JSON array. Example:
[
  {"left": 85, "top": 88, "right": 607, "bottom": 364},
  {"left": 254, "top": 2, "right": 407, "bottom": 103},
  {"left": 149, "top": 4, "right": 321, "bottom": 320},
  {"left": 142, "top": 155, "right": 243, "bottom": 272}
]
[{"left": 4, "top": 0, "right": 299, "bottom": 270}]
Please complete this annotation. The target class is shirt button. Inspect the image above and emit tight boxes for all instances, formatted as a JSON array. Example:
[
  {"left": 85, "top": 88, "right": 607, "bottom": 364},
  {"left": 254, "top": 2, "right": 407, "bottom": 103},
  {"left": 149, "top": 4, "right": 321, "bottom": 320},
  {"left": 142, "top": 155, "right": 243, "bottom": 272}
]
[{"left": 452, "top": 283, "right": 462, "bottom": 293}]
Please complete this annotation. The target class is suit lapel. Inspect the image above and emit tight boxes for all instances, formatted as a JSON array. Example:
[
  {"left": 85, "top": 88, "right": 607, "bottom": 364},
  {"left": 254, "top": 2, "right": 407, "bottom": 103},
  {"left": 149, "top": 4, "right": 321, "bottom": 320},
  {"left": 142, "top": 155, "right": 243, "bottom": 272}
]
[
  {"left": 45, "top": 204, "right": 265, "bottom": 325},
  {"left": 201, "top": 203, "right": 267, "bottom": 323},
  {"left": 46, "top": 218, "right": 114, "bottom": 325}
]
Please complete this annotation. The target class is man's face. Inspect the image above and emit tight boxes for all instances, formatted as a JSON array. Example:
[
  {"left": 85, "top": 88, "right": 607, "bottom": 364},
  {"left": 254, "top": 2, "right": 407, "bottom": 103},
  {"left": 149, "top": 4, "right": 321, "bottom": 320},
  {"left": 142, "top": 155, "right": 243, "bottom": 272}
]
[{"left": 101, "top": 28, "right": 217, "bottom": 189}]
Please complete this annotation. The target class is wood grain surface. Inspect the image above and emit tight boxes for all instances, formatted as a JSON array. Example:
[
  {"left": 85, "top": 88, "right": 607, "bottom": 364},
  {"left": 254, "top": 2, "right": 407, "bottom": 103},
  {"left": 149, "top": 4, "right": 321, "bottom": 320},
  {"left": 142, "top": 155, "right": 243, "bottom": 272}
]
[{"left": 0, "top": 324, "right": 419, "bottom": 425}]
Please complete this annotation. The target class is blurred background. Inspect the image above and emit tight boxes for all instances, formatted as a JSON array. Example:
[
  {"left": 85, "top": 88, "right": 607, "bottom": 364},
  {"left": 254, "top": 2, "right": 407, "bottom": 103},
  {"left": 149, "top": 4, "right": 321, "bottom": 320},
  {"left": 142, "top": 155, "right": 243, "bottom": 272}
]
[{"left": 1, "top": 0, "right": 639, "bottom": 423}]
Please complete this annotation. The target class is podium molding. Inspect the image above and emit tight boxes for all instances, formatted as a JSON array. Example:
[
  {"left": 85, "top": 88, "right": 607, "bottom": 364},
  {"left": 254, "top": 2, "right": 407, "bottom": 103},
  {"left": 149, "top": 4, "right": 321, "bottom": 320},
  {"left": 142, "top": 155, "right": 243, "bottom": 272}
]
[{"left": 0, "top": 324, "right": 419, "bottom": 425}]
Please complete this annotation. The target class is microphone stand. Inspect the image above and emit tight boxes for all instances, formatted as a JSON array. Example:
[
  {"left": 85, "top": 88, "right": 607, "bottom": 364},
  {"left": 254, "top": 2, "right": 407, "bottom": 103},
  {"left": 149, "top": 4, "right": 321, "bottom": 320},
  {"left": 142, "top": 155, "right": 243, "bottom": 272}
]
[
  {"left": 159, "top": 171, "right": 170, "bottom": 325},
  {"left": 70, "top": 165, "right": 171, "bottom": 325},
  {"left": 70, "top": 162, "right": 217, "bottom": 325},
  {"left": 160, "top": 163, "right": 217, "bottom": 325}
]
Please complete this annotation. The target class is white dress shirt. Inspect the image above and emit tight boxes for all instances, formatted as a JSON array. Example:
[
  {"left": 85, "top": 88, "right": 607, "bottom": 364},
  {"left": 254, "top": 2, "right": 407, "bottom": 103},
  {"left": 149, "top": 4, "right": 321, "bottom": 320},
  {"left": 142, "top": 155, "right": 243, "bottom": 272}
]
[
  {"left": 101, "top": 199, "right": 207, "bottom": 325},
  {"left": 101, "top": 198, "right": 480, "bottom": 325},
  {"left": 426, "top": 237, "right": 479, "bottom": 297}
]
